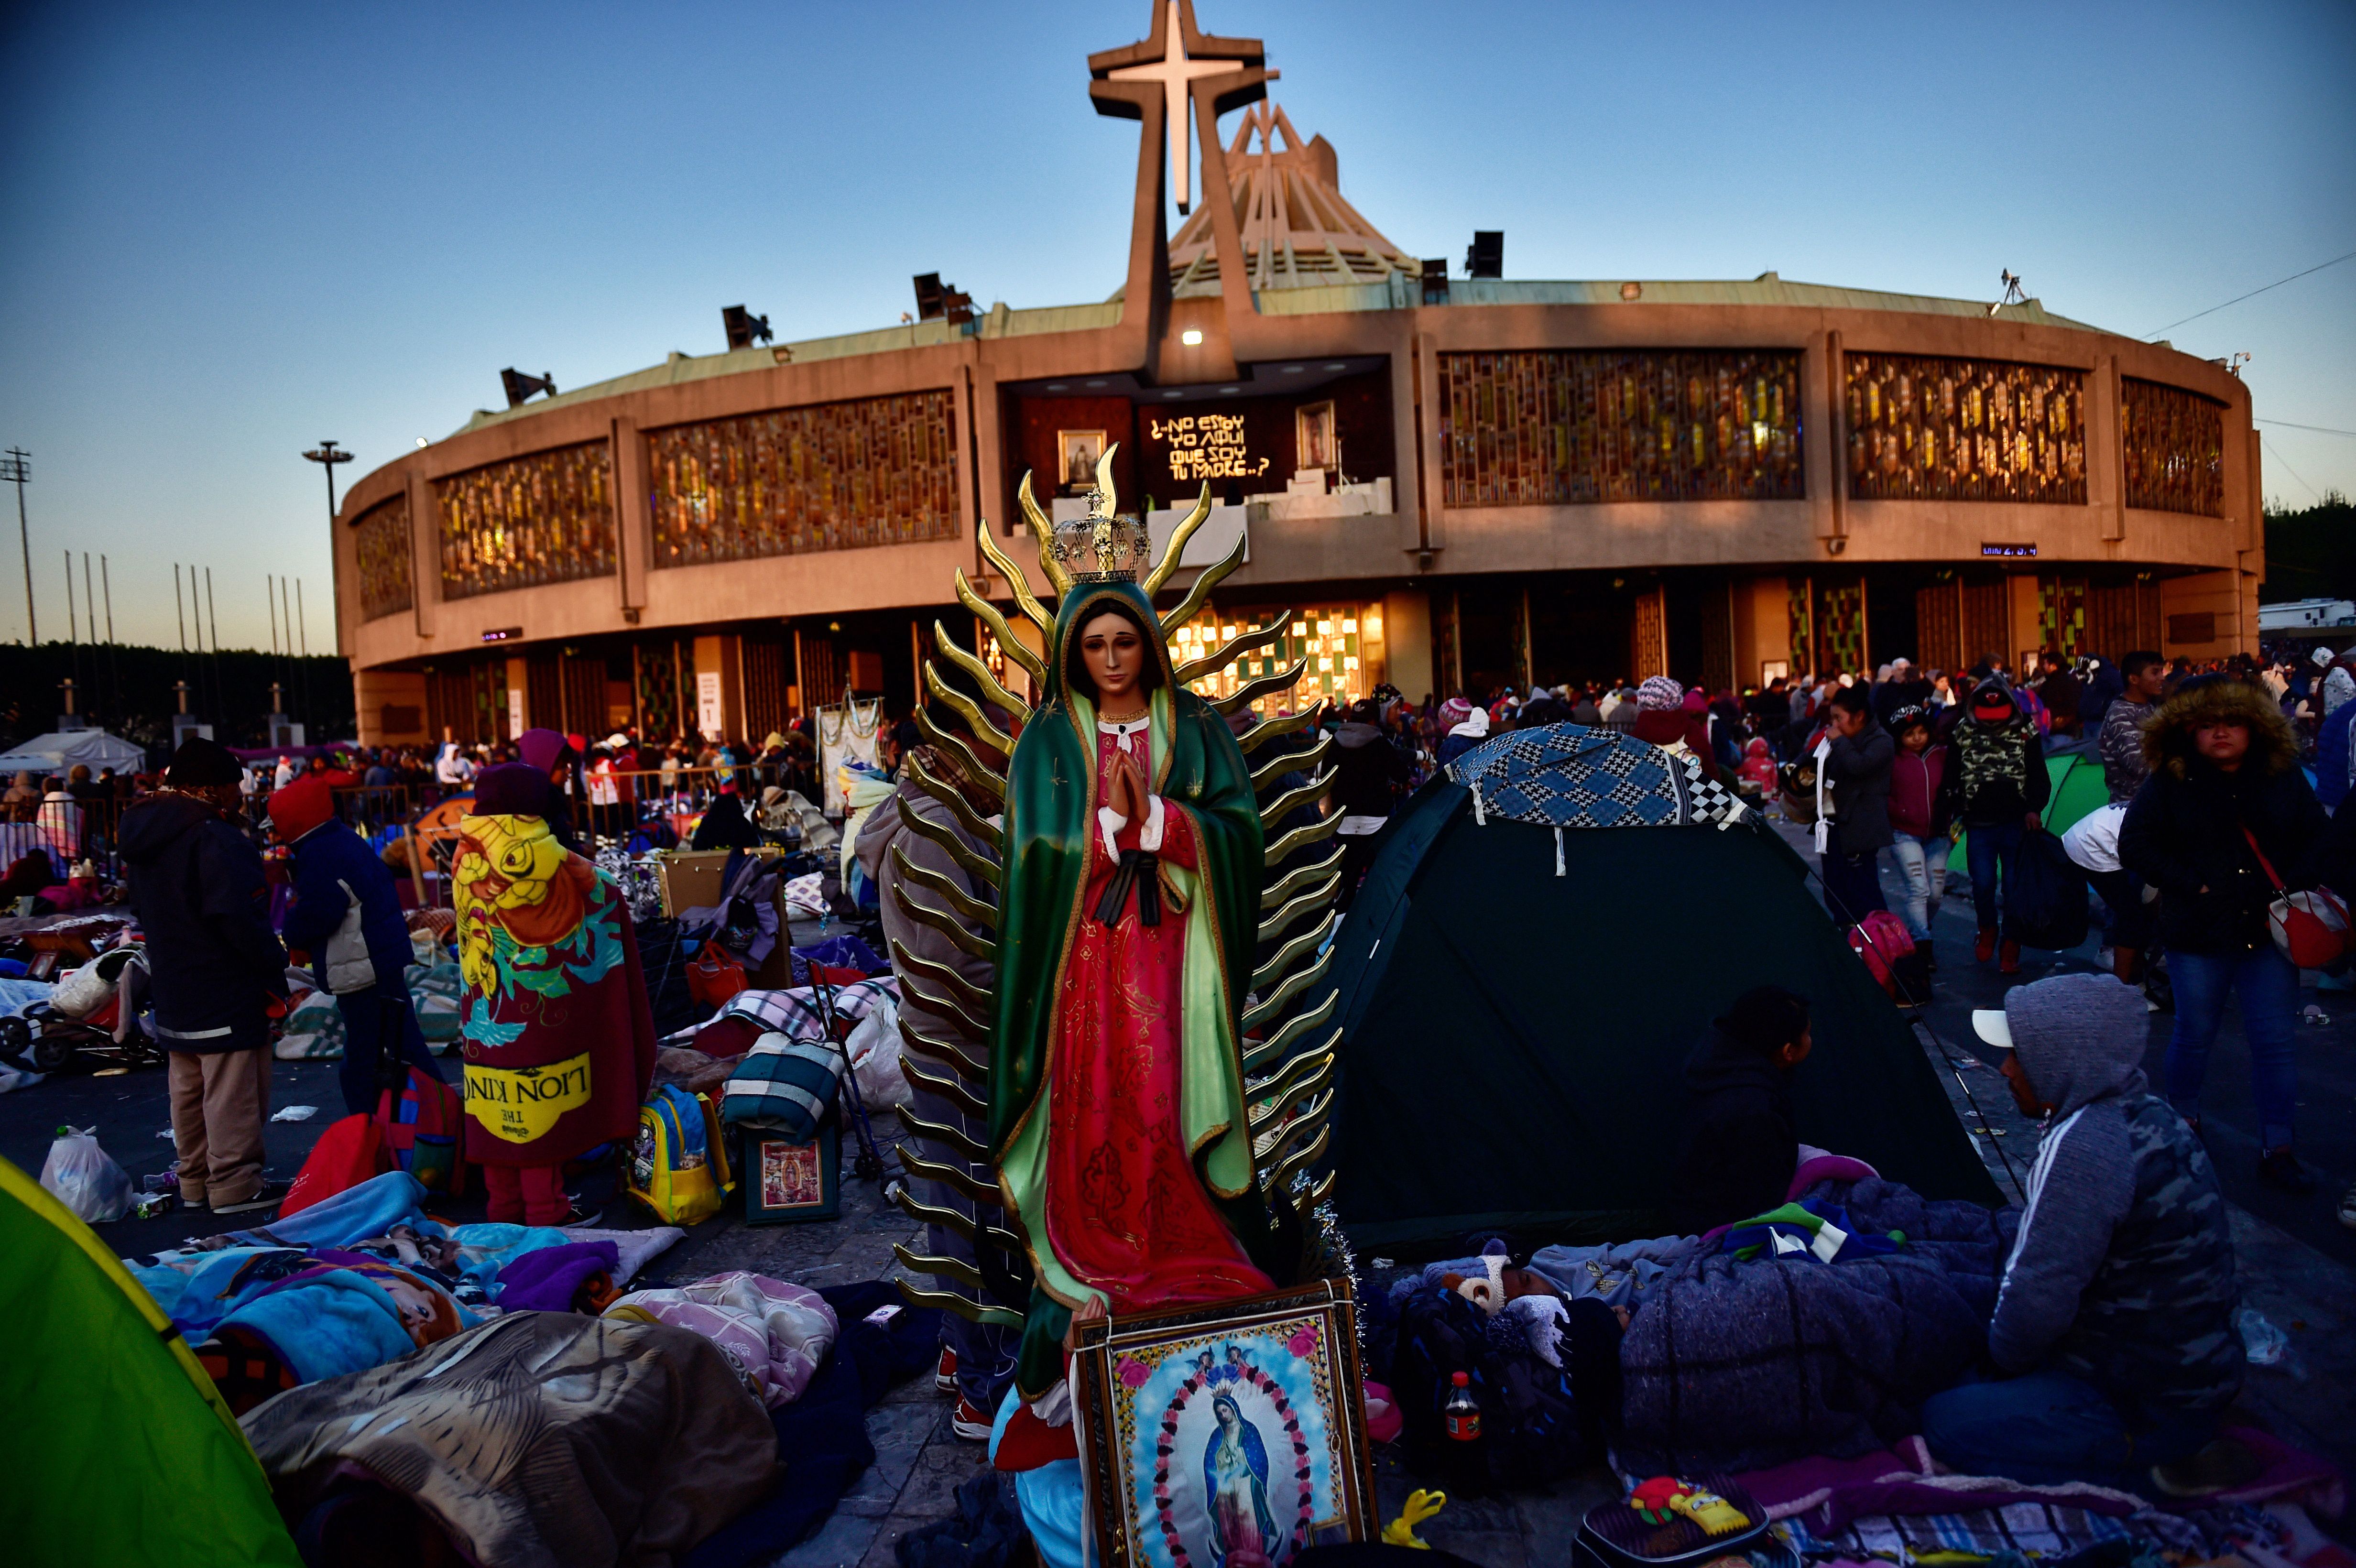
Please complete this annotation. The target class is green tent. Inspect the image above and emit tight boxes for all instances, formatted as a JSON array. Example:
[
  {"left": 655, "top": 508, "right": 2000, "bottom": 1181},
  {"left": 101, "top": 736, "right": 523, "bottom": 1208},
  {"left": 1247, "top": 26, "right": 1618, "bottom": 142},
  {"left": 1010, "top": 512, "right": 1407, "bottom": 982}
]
[
  {"left": 0, "top": 1155, "right": 300, "bottom": 1566},
  {"left": 1328, "top": 728, "right": 2000, "bottom": 1253},
  {"left": 1953, "top": 740, "right": 2111, "bottom": 868}
]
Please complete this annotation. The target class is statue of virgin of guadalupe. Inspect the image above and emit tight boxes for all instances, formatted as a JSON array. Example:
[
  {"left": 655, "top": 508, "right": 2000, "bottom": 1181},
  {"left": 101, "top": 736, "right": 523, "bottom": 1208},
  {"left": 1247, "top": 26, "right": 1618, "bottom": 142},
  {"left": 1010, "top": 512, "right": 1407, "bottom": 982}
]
[
  {"left": 873, "top": 447, "right": 1346, "bottom": 1424},
  {"left": 990, "top": 537, "right": 1281, "bottom": 1397}
]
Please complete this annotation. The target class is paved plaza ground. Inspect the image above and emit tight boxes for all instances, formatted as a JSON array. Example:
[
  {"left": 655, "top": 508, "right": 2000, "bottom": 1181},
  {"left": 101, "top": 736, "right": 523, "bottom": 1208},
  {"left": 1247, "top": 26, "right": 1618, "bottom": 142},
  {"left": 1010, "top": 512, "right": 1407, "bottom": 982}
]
[{"left": 7, "top": 828, "right": 2350, "bottom": 1565}]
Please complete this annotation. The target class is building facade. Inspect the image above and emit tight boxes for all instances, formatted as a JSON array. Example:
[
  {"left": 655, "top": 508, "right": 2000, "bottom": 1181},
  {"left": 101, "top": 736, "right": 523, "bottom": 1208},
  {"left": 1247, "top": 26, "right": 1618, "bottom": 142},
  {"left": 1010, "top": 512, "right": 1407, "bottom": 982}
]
[{"left": 331, "top": 1, "right": 2262, "bottom": 748}]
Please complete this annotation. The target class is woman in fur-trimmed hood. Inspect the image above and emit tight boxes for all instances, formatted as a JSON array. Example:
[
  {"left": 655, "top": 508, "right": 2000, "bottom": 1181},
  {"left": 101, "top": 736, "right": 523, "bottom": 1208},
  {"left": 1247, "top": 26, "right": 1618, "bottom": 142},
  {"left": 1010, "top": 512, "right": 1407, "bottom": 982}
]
[{"left": 2118, "top": 674, "right": 2327, "bottom": 1193}]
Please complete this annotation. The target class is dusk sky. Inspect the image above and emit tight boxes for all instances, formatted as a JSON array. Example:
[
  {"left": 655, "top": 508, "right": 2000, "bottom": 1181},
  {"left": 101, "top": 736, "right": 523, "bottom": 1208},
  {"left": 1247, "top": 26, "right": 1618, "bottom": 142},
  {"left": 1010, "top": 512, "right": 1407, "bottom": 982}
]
[{"left": 0, "top": 0, "right": 2348, "bottom": 652}]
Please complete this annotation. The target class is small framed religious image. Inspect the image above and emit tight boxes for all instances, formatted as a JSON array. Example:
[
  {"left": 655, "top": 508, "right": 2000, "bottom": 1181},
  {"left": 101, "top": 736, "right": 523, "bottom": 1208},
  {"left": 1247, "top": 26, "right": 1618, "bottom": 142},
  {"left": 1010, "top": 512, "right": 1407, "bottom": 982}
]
[
  {"left": 1060, "top": 429, "right": 1108, "bottom": 492},
  {"left": 743, "top": 1122, "right": 839, "bottom": 1224},
  {"left": 1294, "top": 401, "right": 1337, "bottom": 475},
  {"left": 1071, "top": 1279, "right": 1374, "bottom": 1568}
]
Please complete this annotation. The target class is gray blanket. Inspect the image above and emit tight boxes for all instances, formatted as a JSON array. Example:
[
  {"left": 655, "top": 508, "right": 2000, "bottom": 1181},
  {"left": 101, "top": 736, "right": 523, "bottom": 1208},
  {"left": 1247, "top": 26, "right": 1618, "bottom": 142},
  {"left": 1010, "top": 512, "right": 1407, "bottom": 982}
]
[
  {"left": 243, "top": 1310, "right": 778, "bottom": 1568},
  {"left": 1617, "top": 1178, "right": 2017, "bottom": 1473}
]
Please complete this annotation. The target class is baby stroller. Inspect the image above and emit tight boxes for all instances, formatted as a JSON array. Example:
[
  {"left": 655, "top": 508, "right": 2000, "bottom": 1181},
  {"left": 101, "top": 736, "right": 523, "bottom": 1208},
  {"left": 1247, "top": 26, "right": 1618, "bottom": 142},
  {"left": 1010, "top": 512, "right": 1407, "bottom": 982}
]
[{"left": 0, "top": 947, "right": 162, "bottom": 1075}]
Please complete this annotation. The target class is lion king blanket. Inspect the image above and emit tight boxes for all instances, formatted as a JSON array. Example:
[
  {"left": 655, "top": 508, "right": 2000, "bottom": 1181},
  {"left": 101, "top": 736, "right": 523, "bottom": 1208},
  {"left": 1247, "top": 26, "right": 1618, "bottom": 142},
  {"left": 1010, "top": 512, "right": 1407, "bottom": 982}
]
[{"left": 451, "top": 810, "right": 655, "bottom": 1166}]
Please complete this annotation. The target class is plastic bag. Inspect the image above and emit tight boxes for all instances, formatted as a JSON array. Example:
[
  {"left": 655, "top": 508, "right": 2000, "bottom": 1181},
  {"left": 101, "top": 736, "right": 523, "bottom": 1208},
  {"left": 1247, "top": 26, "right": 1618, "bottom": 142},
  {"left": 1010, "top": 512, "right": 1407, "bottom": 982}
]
[
  {"left": 40, "top": 1124, "right": 134, "bottom": 1223},
  {"left": 844, "top": 992, "right": 910, "bottom": 1110}
]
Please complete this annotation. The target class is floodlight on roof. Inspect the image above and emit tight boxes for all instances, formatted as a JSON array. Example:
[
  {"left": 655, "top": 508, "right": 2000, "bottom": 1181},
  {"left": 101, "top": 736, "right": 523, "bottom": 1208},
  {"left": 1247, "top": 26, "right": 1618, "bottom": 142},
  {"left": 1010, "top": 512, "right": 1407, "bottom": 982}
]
[
  {"left": 913, "top": 273, "right": 946, "bottom": 321},
  {"left": 1465, "top": 231, "right": 1503, "bottom": 279},
  {"left": 722, "top": 305, "right": 772, "bottom": 349},
  {"left": 501, "top": 369, "right": 556, "bottom": 407}
]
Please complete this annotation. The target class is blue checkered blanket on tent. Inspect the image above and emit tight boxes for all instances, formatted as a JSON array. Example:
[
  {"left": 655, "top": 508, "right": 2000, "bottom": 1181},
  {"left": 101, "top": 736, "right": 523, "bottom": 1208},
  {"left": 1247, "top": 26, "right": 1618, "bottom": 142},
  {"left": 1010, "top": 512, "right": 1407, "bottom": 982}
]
[{"left": 1445, "top": 722, "right": 1749, "bottom": 831}]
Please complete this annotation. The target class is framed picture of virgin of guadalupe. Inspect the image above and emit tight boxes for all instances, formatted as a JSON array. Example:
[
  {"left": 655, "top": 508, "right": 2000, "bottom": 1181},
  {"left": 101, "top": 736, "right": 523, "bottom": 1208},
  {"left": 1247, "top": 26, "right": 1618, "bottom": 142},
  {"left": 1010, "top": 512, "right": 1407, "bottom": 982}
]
[{"left": 1071, "top": 1280, "right": 1374, "bottom": 1568}]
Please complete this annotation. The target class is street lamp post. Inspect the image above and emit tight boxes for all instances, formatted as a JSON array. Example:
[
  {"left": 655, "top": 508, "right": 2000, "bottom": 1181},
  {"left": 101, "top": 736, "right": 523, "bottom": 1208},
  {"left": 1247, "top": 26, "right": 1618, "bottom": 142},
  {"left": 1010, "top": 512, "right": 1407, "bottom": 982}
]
[
  {"left": 302, "top": 439, "right": 353, "bottom": 517},
  {"left": 0, "top": 448, "right": 29, "bottom": 644},
  {"left": 304, "top": 440, "right": 353, "bottom": 674}
]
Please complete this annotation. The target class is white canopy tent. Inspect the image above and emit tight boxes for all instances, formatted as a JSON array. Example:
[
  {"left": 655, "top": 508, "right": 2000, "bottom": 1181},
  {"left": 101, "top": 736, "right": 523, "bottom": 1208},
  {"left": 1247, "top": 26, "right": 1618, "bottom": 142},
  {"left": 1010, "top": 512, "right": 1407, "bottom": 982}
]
[{"left": 0, "top": 730, "right": 150, "bottom": 777}]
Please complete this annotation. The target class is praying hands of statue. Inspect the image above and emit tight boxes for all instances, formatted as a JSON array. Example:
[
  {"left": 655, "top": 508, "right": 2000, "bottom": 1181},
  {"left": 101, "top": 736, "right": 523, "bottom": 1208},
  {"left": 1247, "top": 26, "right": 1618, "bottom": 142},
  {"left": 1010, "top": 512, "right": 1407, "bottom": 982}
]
[{"left": 1107, "top": 749, "right": 1152, "bottom": 823}]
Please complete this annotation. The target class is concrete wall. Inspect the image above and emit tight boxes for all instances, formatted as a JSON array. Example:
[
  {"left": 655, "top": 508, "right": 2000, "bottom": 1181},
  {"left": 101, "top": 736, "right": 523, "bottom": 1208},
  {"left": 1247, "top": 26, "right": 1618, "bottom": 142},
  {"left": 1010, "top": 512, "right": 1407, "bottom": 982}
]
[{"left": 335, "top": 290, "right": 2261, "bottom": 697}]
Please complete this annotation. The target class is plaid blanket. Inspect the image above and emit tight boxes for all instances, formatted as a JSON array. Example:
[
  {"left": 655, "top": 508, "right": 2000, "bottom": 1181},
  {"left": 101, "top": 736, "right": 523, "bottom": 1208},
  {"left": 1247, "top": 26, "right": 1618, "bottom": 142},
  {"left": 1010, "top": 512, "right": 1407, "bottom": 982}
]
[{"left": 718, "top": 977, "right": 898, "bottom": 1041}]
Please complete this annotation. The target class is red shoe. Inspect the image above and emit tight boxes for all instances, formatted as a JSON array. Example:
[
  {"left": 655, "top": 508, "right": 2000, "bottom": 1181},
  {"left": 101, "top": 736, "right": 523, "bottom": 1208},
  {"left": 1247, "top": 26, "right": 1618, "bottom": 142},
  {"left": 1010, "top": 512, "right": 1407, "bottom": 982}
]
[
  {"left": 993, "top": 1403, "right": 1080, "bottom": 1471},
  {"left": 1998, "top": 939, "right": 2021, "bottom": 975},
  {"left": 935, "top": 1347, "right": 959, "bottom": 1394},
  {"left": 952, "top": 1396, "right": 994, "bottom": 1442},
  {"left": 1975, "top": 927, "right": 1996, "bottom": 963}
]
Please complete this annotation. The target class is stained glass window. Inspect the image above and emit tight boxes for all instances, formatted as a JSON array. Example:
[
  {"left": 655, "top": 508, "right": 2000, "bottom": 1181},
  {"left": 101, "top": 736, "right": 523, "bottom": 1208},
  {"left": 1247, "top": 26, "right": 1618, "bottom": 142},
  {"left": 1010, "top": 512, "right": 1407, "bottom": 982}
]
[
  {"left": 1169, "top": 602, "right": 1382, "bottom": 713},
  {"left": 2122, "top": 379, "right": 2224, "bottom": 518},
  {"left": 353, "top": 494, "right": 413, "bottom": 621},
  {"left": 649, "top": 390, "right": 960, "bottom": 567},
  {"left": 1845, "top": 354, "right": 2085, "bottom": 504},
  {"left": 436, "top": 442, "right": 615, "bottom": 600},
  {"left": 1438, "top": 350, "right": 1804, "bottom": 507}
]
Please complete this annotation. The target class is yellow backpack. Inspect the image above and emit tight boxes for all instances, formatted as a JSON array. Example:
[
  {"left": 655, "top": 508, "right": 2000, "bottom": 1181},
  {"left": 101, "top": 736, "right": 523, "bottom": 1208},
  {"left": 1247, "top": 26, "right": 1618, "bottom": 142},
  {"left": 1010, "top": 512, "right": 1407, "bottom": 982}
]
[{"left": 627, "top": 1086, "right": 734, "bottom": 1224}]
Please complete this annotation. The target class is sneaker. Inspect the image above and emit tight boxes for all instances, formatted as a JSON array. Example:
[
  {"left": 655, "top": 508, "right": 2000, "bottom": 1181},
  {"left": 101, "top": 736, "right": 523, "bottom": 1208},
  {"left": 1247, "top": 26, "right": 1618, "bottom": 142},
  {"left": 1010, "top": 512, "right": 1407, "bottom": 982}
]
[
  {"left": 558, "top": 1203, "right": 606, "bottom": 1228},
  {"left": 936, "top": 1347, "right": 960, "bottom": 1394},
  {"left": 951, "top": 1395, "right": 993, "bottom": 1442},
  {"left": 2257, "top": 1148, "right": 2318, "bottom": 1195},
  {"left": 2149, "top": 1436, "right": 2264, "bottom": 1499},
  {"left": 1975, "top": 928, "right": 1996, "bottom": 963},
  {"left": 1998, "top": 939, "right": 2021, "bottom": 976},
  {"left": 212, "top": 1182, "right": 287, "bottom": 1216},
  {"left": 2145, "top": 971, "right": 2174, "bottom": 1013}
]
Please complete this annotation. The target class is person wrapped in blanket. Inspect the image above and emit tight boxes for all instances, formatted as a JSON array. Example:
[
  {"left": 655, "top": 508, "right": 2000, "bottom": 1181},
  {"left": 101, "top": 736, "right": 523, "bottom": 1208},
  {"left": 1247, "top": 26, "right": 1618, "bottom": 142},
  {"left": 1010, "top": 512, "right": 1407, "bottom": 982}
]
[
  {"left": 1922, "top": 973, "right": 2244, "bottom": 1496},
  {"left": 129, "top": 1173, "right": 629, "bottom": 1416},
  {"left": 452, "top": 763, "right": 656, "bottom": 1227}
]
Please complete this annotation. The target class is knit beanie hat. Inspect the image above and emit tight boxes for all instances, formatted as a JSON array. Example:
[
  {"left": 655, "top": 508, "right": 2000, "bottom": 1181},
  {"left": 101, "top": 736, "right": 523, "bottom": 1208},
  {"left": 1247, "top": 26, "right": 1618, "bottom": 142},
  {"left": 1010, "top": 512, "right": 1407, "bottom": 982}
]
[
  {"left": 516, "top": 728, "right": 573, "bottom": 775},
  {"left": 1718, "top": 984, "right": 1811, "bottom": 1056},
  {"left": 267, "top": 772, "right": 336, "bottom": 844},
  {"left": 166, "top": 736, "right": 242, "bottom": 788},
  {"left": 1637, "top": 675, "right": 1684, "bottom": 711},
  {"left": 472, "top": 761, "right": 551, "bottom": 817}
]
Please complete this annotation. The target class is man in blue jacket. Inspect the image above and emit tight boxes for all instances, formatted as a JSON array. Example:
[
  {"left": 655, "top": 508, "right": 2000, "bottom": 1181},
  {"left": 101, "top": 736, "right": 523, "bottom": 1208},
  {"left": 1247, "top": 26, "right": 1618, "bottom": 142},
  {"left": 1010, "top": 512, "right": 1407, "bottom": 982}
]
[
  {"left": 1921, "top": 973, "right": 2244, "bottom": 1495},
  {"left": 269, "top": 771, "right": 444, "bottom": 1117},
  {"left": 120, "top": 737, "right": 290, "bottom": 1213}
]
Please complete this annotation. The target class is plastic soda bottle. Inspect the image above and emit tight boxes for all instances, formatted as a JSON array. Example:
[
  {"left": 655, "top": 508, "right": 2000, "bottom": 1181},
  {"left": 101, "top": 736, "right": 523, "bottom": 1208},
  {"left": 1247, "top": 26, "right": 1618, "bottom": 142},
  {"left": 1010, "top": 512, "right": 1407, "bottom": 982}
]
[{"left": 1443, "top": 1371, "right": 1486, "bottom": 1495}]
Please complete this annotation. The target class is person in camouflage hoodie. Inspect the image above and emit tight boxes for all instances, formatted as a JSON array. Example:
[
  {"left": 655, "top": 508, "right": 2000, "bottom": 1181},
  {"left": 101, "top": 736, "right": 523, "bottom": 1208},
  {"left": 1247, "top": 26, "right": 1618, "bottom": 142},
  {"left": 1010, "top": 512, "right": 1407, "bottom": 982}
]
[{"left": 1921, "top": 974, "right": 2241, "bottom": 1494}]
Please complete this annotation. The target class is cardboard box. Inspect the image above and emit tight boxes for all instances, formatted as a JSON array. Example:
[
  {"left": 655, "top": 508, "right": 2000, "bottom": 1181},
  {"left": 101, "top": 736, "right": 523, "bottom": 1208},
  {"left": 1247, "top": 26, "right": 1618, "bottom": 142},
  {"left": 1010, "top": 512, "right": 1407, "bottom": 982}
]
[{"left": 652, "top": 846, "right": 784, "bottom": 918}]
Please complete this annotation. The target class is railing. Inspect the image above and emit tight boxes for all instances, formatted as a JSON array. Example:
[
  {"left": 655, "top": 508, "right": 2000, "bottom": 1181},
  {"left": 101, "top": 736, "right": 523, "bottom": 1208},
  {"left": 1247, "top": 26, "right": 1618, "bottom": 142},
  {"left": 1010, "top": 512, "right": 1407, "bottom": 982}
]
[
  {"left": 296, "top": 762, "right": 827, "bottom": 909},
  {"left": 0, "top": 792, "right": 133, "bottom": 888}
]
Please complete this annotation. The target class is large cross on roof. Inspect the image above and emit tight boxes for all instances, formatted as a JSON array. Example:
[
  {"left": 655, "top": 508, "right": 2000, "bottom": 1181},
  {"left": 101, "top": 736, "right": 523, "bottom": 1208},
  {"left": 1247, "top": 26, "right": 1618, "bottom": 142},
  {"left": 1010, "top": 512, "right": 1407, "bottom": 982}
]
[{"left": 1089, "top": 0, "right": 1272, "bottom": 214}]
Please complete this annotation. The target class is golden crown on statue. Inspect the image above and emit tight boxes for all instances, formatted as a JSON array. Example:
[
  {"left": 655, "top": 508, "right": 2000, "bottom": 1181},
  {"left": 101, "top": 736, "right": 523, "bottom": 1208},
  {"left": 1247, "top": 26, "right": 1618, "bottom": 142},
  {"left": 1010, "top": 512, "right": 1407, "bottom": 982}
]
[{"left": 1049, "top": 448, "right": 1152, "bottom": 583}]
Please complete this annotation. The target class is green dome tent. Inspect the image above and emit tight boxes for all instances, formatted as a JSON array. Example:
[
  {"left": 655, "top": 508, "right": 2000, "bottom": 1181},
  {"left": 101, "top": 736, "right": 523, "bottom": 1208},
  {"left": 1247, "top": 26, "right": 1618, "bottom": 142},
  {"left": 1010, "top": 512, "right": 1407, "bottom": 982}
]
[
  {"left": 1327, "top": 726, "right": 2000, "bottom": 1253},
  {"left": 1952, "top": 740, "right": 2112, "bottom": 869},
  {"left": 0, "top": 1155, "right": 300, "bottom": 1566}
]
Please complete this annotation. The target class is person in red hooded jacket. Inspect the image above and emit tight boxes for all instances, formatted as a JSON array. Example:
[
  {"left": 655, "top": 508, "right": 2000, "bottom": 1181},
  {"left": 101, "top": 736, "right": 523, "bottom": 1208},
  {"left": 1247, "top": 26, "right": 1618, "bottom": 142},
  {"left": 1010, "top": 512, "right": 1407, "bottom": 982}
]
[{"left": 272, "top": 772, "right": 445, "bottom": 1118}]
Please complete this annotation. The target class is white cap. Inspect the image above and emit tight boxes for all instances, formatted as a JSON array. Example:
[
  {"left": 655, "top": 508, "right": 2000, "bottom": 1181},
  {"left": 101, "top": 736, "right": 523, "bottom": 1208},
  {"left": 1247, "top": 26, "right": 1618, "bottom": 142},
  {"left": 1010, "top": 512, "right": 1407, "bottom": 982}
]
[
  {"left": 2313, "top": 646, "right": 2334, "bottom": 667},
  {"left": 1971, "top": 1008, "right": 2014, "bottom": 1051}
]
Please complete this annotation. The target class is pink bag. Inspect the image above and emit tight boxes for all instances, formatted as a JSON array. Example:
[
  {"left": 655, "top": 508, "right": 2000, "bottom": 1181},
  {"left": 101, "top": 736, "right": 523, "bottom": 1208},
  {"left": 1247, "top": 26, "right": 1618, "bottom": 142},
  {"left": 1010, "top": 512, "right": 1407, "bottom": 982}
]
[{"left": 1847, "top": 909, "right": 1916, "bottom": 991}]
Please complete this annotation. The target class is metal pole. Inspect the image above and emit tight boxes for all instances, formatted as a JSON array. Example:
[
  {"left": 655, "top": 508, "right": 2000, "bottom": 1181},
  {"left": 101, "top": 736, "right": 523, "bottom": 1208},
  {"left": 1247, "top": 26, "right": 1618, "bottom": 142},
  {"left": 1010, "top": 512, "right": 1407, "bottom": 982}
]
[
  {"left": 101, "top": 554, "right": 119, "bottom": 718},
  {"left": 205, "top": 566, "right": 221, "bottom": 727},
  {"left": 297, "top": 579, "right": 307, "bottom": 656},
  {"left": 175, "top": 564, "right": 186, "bottom": 651},
  {"left": 3, "top": 449, "right": 30, "bottom": 645},
  {"left": 268, "top": 573, "right": 280, "bottom": 655}
]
